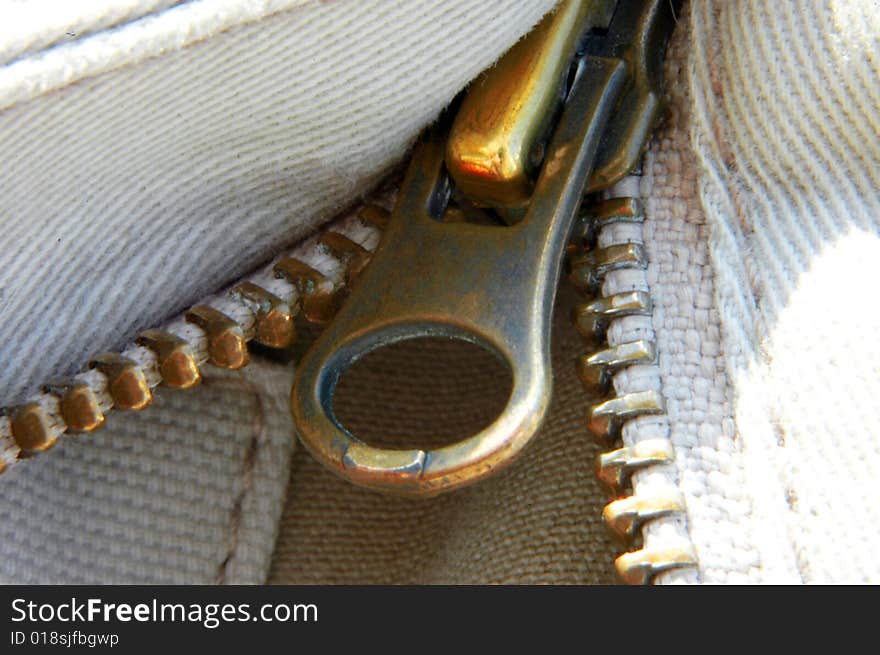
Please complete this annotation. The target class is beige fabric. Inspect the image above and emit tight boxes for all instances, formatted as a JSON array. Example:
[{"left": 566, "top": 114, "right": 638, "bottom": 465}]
[
  {"left": 269, "top": 287, "right": 619, "bottom": 584},
  {"left": 0, "top": 360, "right": 294, "bottom": 584}
]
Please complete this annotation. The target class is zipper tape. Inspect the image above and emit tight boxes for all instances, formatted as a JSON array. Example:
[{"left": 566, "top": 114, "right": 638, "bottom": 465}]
[{"left": 570, "top": 186, "right": 698, "bottom": 583}]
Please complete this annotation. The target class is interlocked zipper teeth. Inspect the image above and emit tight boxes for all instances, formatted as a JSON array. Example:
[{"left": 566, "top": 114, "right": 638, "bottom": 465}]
[
  {"left": 570, "top": 185, "right": 698, "bottom": 584},
  {"left": 0, "top": 202, "right": 391, "bottom": 475}
]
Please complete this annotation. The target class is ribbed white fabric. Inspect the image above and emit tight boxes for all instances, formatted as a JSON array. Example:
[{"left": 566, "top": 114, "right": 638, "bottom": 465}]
[
  {"left": 0, "top": 0, "right": 182, "bottom": 65},
  {"left": 680, "top": 0, "right": 880, "bottom": 582},
  {"left": 0, "top": 0, "right": 558, "bottom": 407}
]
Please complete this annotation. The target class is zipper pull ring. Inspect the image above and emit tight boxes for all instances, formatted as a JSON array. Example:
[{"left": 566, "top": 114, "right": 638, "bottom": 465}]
[
  {"left": 291, "top": 0, "right": 676, "bottom": 496},
  {"left": 292, "top": 73, "right": 625, "bottom": 496}
]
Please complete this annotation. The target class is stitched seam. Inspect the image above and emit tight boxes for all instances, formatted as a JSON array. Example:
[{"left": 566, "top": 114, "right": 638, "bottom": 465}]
[{"left": 212, "top": 373, "right": 266, "bottom": 585}]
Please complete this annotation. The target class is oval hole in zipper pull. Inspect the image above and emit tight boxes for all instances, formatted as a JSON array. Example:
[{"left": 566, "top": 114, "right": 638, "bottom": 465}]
[{"left": 291, "top": 12, "right": 629, "bottom": 496}]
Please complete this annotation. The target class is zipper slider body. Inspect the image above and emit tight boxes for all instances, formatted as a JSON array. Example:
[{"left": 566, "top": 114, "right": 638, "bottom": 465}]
[{"left": 291, "top": 0, "right": 676, "bottom": 496}]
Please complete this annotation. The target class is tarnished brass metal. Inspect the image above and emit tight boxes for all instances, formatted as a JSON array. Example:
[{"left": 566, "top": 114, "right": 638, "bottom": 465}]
[
  {"left": 8, "top": 403, "right": 58, "bottom": 453},
  {"left": 446, "top": 0, "right": 615, "bottom": 211},
  {"left": 89, "top": 354, "right": 152, "bottom": 410},
  {"left": 577, "top": 338, "right": 655, "bottom": 395},
  {"left": 615, "top": 546, "right": 698, "bottom": 585},
  {"left": 318, "top": 232, "right": 371, "bottom": 284},
  {"left": 274, "top": 257, "right": 340, "bottom": 325},
  {"left": 574, "top": 196, "right": 645, "bottom": 247},
  {"left": 292, "top": 54, "right": 628, "bottom": 496},
  {"left": 136, "top": 330, "right": 202, "bottom": 388},
  {"left": 596, "top": 437, "right": 674, "bottom": 492},
  {"left": 590, "top": 196, "right": 645, "bottom": 223},
  {"left": 357, "top": 204, "right": 391, "bottom": 230},
  {"left": 573, "top": 290, "right": 652, "bottom": 340},
  {"left": 43, "top": 381, "right": 105, "bottom": 432},
  {"left": 603, "top": 492, "right": 684, "bottom": 539},
  {"left": 587, "top": 389, "right": 664, "bottom": 443},
  {"left": 185, "top": 306, "right": 249, "bottom": 370},
  {"left": 586, "top": 0, "right": 679, "bottom": 192},
  {"left": 232, "top": 282, "right": 296, "bottom": 349},
  {"left": 569, "top": 243, "right": 647, "bottom": 293}
]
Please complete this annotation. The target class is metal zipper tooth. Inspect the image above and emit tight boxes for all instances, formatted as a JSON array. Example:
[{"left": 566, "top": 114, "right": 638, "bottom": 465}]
[
  {"left": 568, "top": 243, "right": 647, "bottom": 294},
  {"left": 0, "top": 203, "right": 386, "bottom": 475},
  {"left": 89, "top": 354, "right": 153, "bottom": 410},
  {"left": 135, "top": 330, "right": 202, "bottom": 389},
  {"left": 602, "top": 492, "right": 685, "bottom": 540},
  {"left": 595, "top": 438, "right": 674, "bottom": 493},
  {"left": 357, "top": 204, "right": 391, "bottom": 230},
  {"left": 572, "top": 290, "right": 652, "bottom": 342},
  {"left": 576, "top": 338, "right": 656, "bottom": 395},
  {"left": 570, "top": 191, "right": 698, "bottom": 584},
  {"left": 41, "top": 380, "right": 105, "bottom": 433},
  {"left": 572, "top": 196, "right": 644, "bottom": 247},
  {"left": 318, "top": 232, "right": 372, "bottom": 285},
  {"left": 185, "top": 305, "right": 249, "bottom": 370},
  {"left": 274, "top": 257, "right": 341, "bottom": 325},
  {"left": 231, "top": 282, "right": 296, "bottom": 350},
  {"left": 586, "top": 389, "right": 665, "bottom": 444},
  {"left": 4, "top": 402, "right": 60, "bottom": 454},
  {"left": 615, "top": 546, "right": 699, "bottom": 585}
]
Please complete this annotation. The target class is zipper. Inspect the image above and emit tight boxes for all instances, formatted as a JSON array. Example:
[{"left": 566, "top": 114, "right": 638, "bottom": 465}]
[
  {"left": 0, "top": 199, "right": 391, "bottom": 464},
  {"left": 0, "top": 0, "right": 695, "bottom": 583}
]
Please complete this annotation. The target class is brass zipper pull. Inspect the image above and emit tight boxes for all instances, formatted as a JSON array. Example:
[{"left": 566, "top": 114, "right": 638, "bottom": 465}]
[{"left": 291, "top": 0, "right": 678, "bottom": 496}]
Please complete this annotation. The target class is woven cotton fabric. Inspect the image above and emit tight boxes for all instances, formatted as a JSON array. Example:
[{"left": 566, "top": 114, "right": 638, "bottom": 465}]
[
  {"left": 0, "top": 360, "right": 294, "bottom": 584},
  {"left": 685, "top": 0, "right": 880, "bottom": 582}
]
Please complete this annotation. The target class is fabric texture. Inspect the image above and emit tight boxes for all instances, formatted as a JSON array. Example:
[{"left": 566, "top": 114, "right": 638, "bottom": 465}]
[
  {"left": 0, "top": 359, "right": 294, "bottom": 584},
  {"left": 0, "top": 0, "right": 558, "bottom": 406},
  {"left": 684, "top": 0, "right": 880, "bottom": 582}
]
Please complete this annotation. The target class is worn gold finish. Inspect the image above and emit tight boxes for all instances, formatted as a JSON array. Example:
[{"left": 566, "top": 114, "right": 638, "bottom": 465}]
[
  {"left": 446, "top": 0, "right": 615, "bottom": 210},
  {"left": 357, "top": 204, "right": 391, "bottom": 230},
  {"left": 569, "top": 243, "right": 647, "bottom": 293},
  {"left": 603, "top": 493, "right": 684, "bottom": 539},
  {"left": 43, "top": 381, "right": 105, "bottom": 432},
  {"left": 89, "top": 354, "right": 152, "bottom": 410},
  {"left": 577, "top": 339, "right": 655, "bottom": 395},
  {"left": 136, "top": 330, "right": 202, "bottom": 388},
  {"left": 318, "top": 232, "right": 371, "bottom": 285},
  {"left": 573, "top": 290, "right": 652, "bottom": 341},
  {"left": 615, "top": 546, "right": 698, "bottom": 585},
  {"left": 596, "top": 438, "right": 674, "bottom": 492},
  {"left": 232, "top": 282, "right": 296, "bottom": 349},
  {"left": 8, "top": 403, "right": 58, "bottom": 453},
  {"left": 590, "top": 196, "right": 645, "bottom": 224},
  {"left": 587, "top": 389, "right": 664, "bottom": 443},
  {"left": 185, "top": 305, "right": 249, "bottom": 370},
  {"left": 274, "top": 257, "right": 340, "bottom": 325},
  {"left": 292, "top": 52, "right": 628, "bottom": 496},
  {"left": 575, "top": 196, "right": 645, "bottom": 247}
]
